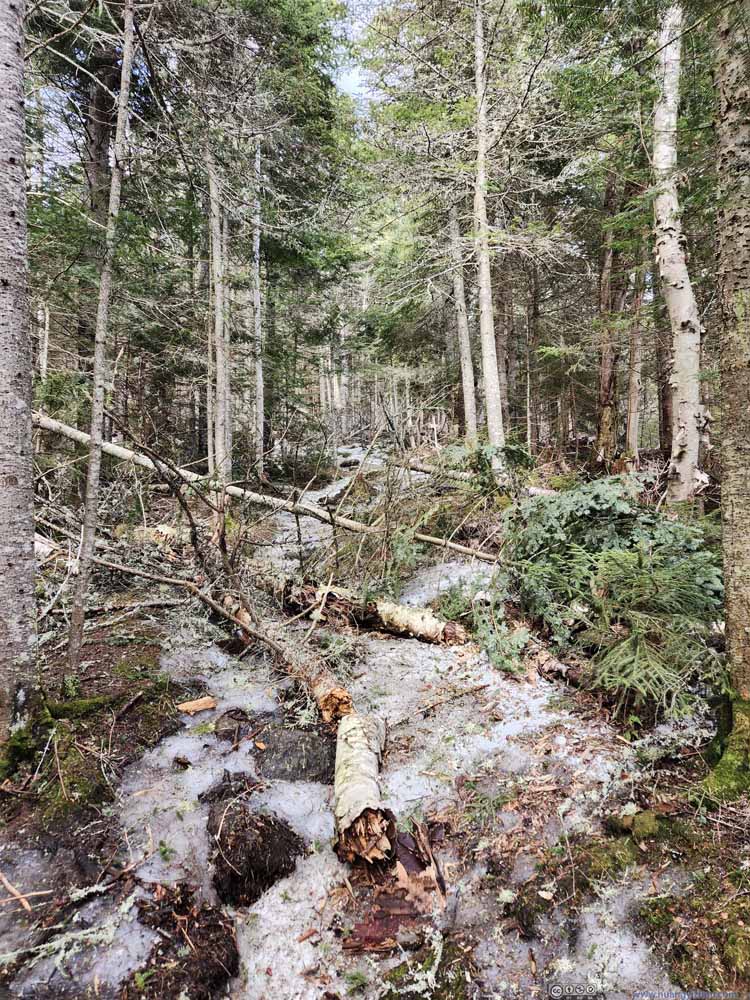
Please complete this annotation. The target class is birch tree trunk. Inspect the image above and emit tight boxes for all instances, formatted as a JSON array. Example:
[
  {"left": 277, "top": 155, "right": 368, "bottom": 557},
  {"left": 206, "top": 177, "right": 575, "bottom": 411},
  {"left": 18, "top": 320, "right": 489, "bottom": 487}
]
[
  {"left": 448, "top": 204, "right": 478, "bottom": 445},
  {"left": 252, "top": 142, "right": 264, "bottom": 475},
  {"left": 654, "top": 293, "right": 674, "bottom": 458},
  {"left": 706, "top": 0, "right": 750, "bottom": 799},
  {"left": 652, "top": 3, "right": 706, "bottom": 503},
  {"left": 0, "top": 0, "right": 38, "bottom": 738},
  {"left": 68, "top": 0, "right": 136, "bottom": 670},
  {"left": 473, "top": 0, "right": 505, "bottom": 458},
  {"left": 37, "top": 303, "right": 49, "bottom": 381}
]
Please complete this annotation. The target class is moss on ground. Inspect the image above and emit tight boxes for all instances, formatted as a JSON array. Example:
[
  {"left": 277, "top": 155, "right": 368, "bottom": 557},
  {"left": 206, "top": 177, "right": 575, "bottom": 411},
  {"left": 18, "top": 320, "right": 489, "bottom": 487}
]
[
  {"left": 1, "top": 638, "right": 185, "bottom": 829},
  {"left": 638, "top": 889, "right": 750, "bottom": 990},
  {"left": 383, "top": 938, "right": 471, "bottom": 1000},
  {"left": 505, "top": 834, "right": 642, "bottom": 937}
]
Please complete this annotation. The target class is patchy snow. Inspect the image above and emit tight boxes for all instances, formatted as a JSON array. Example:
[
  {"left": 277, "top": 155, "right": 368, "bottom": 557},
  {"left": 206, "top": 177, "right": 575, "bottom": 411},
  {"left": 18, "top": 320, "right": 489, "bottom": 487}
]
[
  {"left": 3, "top": 465, "right": 685, "bottom": 999},
  {"left": 398, "top": 560, "right": 494, "bottom": 607}
]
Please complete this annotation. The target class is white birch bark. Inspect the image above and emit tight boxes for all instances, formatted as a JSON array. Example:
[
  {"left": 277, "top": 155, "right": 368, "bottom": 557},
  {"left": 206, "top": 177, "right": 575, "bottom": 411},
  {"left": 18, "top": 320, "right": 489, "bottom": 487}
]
[
  {"left": 652, "top": 3, "right": 706, "bottom": 502},
  {"left": 449, "top": 204, "right": 478, "bottom": 445},
  {"left": 252, "top": 142, "right": 264, "bottom": 475},
  {"left": 474, "top": 0, "right": 505, "bottom": 459},
  {"left": 37, "top": 302, "right": 49, "bottom": 381},
  {"left": 0, "top": 0, "right": 37, "bottom": 735},
  {"left": 68, "top": 0, "right": 136, "bottom": 669}
]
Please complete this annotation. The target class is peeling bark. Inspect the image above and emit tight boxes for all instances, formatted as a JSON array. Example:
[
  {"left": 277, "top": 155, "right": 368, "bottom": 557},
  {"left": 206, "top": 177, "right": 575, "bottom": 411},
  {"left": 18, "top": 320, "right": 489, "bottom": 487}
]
[
  {"left": 652, "top": 4, "right": 707, "bottom": 502},
  {"left": 334, "top": 713, "right": 396, "bottom": 864}
]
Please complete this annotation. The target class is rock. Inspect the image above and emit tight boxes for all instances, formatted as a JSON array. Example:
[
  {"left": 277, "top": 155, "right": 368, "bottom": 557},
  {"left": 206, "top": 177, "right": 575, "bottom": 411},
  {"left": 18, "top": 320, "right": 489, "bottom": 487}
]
[
  {"left": 253, "top": 724, "right": 336, "bottom": 783},
  {"left": 207, "top": 800, "right": 303, "bottom": 905}
]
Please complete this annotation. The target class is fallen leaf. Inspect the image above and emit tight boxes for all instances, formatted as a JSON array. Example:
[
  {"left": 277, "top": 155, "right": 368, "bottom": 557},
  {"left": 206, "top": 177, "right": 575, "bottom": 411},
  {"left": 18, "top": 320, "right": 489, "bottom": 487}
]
[
  {"left": 537, "top": 890, "right": 554, "bottom": 901},
  {"left": 255, "top": 740, "right": 267, "bottom": 750},
  {"left": 176, "top": 696, "right": 217, "bottom": 715}
]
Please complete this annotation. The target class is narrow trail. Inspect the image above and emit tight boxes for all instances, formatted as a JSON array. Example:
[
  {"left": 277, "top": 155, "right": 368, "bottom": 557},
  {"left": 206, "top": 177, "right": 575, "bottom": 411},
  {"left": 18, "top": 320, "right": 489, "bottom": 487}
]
[{"left": 1, "top": 449, "right": 685, "bottom": 999}]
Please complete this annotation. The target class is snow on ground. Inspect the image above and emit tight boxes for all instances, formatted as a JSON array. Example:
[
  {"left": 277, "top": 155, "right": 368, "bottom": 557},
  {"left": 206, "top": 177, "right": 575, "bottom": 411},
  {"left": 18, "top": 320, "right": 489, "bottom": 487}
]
[{"left": 1, "top": 449, "right": 682, "bottom": 998}]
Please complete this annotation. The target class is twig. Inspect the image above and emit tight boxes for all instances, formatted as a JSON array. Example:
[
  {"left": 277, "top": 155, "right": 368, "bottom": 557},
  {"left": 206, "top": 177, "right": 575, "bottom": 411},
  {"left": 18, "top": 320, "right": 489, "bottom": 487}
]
[
  {"left": 115, "top": 690, "right": 144, "bottom": 721},
  {"left": 0, "top": 871, "right": 33, "bottom": 913}
]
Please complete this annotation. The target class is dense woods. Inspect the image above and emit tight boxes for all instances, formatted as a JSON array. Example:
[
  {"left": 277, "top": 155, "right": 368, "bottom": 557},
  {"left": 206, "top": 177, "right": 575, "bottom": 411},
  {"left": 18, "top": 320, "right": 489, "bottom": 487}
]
[{"left": 1, "top": 1, "right": 750, "bottom": 997}]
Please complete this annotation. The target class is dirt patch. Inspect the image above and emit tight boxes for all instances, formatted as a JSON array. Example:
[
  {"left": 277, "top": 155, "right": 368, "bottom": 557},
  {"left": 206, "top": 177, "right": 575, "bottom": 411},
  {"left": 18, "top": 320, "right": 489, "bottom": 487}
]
[
  {"left": 125, "top": 883, "right": 239, "bottom": 999},
  {"left": 253, "top": 724, "right": 336, "bottom": 783},
  {"left": 207, "top": 799, "right": 304, "bottom": 905}
]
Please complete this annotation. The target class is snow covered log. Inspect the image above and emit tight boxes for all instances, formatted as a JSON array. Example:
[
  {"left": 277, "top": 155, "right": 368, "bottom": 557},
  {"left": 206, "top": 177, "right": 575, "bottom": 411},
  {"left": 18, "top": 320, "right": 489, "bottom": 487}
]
[{"left": 334, "top": 713, "right": 396, "bottom": 864}]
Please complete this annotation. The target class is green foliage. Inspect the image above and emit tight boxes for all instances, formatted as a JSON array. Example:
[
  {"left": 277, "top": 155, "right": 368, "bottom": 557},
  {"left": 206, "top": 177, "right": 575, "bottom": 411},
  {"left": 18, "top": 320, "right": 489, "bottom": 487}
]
[
  {"left": 35, "top": 370, "right": 89, "bottom": 426},
  {"left": 476, "top": 617, "right": 529, "bottom": 675},
  {"left": 435, "top": 573, "right": 527, "bottom": 674},
  {"left": 502, "top": 477, "right": 726, "bottom": 717}
]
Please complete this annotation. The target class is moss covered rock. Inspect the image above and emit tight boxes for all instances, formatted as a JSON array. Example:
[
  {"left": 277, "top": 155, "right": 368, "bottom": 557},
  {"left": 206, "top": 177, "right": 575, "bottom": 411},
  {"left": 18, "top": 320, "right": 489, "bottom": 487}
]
[{"left": 703, "top": 699, "right": 750, "bottom": 801}]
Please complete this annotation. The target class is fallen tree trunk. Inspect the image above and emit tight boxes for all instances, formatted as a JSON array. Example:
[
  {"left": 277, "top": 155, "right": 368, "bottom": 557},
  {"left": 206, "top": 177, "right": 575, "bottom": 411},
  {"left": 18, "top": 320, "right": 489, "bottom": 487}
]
[
  {"left": 57, "top": 549, "right": 354, "bottom": 724},
  {"left": 334, "top": 713, "right": 396, "bottom": 864},
  {"left": 246, "top": 564, "right": 468, "bottom": 645},
  {"left": 405, "top": 460, "right": 556, "bottom": 496},
  {"left": 35, "top": 412, "right": 499, "bottom": 563},
  {"left": 220, "top": 594, "right": 353, "bottom": 724}
]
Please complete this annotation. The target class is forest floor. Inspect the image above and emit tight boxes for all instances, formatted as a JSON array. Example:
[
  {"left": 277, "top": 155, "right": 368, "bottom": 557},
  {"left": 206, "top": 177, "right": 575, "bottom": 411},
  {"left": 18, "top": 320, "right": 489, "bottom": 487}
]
[{"left": 1, "top": 449, "right": 749, "bottom": 999}]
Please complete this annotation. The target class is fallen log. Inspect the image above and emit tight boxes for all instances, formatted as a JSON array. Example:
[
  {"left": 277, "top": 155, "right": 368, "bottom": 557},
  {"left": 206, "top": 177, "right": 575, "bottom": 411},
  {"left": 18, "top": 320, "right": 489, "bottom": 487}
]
[
  {"left": 334, "top": 713, "right": 396, "bottom": 864},
  {"left": 69, "top": 551, "right": 353, "bottom": 725},
  {"left": 220, "top": 594, "right": 353, "bottom": 724},
  {"left": 405, "top": 460, "right": 557, "bottom": 496},
  {"left": 246, "top": 564, "right": 468, "bottom": 645},
  {"left": 33, "top": 411, "right": 374, "bottom": 534},
  {"left": 34, "top": 412, "right": 499, "bottom": 563}
]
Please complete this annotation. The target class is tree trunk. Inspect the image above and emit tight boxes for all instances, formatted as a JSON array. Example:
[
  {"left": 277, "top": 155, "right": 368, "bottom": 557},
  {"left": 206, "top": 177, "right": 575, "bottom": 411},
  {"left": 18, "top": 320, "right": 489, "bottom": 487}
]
[
  {"left": 473, "top": 0, "right": 505, "bottom": 458},
  {"left": 37, "top": 302, "right": 49, "bottom": 381},
  {"left": 706, "top": 0, "right": 750, "bottom": 800},
  {"left": 334, "top": 714, "right": 395, "bottom": 864},
  {"left": 205, "top": 146, "right": 230, "bottom": 487},
  {"left": 595, "top": 175, "right": 626, "bottom": 466},
  {"left": 448, "top": 204, "right": 478, "bottom": 445},
  {"left": 653, "top": 3, "right": 706, "bottom": 503},
  {"left": 492, "top": 261, "right": 511, "bottom": 429},
  {"left": 252, "top": 141, "right": 264, "bottom": 475},
  {"left": 0, "top": 0, "right": 37, "bottom": 738},
  {"left": 654, "top": 291, "right": 674, "bottom": 458},
  {"left": 625, "top": 269, "right": 645, "bottom": 466},
  {"left": 526, "top": 264, "right": 539, "bottom": 453},
  {"left": 67, "top": 0, "right": 136, "bottom": 671}
]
